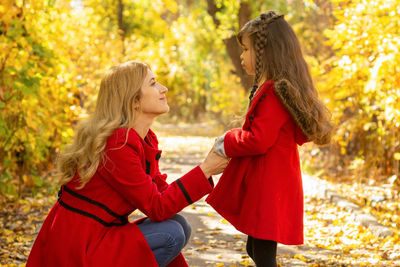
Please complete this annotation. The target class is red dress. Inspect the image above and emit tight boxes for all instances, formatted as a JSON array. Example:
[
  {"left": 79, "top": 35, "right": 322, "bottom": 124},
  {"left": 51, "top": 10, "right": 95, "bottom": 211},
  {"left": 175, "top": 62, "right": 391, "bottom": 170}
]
[
  {"left": 206, "top": 81, "right": 308, "bottom": 245},
  {"left": 27, "top": 128, "right": 213, "bottom": 267}
]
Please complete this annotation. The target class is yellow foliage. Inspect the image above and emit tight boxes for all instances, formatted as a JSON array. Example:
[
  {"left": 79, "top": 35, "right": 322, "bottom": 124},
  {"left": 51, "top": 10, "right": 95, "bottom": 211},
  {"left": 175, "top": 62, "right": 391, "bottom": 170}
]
[
  {"left": 313, "top": 0, "right": 400, "bottom": 178},
  {"left": 2, "top": 0, "right": 399, "bottom": 198}
]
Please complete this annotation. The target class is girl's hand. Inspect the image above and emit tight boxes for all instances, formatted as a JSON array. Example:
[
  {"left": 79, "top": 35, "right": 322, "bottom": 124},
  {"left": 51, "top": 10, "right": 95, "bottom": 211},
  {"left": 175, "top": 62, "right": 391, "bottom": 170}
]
[{"left": 199, "top": 148, "right": 230, "bottom": 178}]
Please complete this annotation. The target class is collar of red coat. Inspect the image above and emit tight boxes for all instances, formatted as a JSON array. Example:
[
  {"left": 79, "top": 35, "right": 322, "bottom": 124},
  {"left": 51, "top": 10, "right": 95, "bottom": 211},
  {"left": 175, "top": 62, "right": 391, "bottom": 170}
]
[
  {"left": 111, "top": 128, "right": 157, "bottom": 145},
  {"left": 247, "top": 80, "right": 275, "bottom": 115},
  {"left": 110, "top": 128, "right": 162, "bottom": 160},
  {"left": 246, "top": 80, "right": 310, "bottom": 146}
]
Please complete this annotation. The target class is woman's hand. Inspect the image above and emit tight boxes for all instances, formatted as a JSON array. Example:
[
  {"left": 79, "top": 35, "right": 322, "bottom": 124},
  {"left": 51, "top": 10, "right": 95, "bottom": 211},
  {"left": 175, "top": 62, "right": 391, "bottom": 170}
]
[{"left": 199, "top": 148, "right": 230, "bottom": 178}]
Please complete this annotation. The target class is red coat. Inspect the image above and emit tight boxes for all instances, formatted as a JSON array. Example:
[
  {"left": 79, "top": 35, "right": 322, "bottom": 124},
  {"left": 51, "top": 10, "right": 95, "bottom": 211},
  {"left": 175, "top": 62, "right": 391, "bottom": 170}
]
[
  {"left": 27, "top": 128, "right": 213, "bottom": 267},
  {"left": 206, "top": 81, "right": 308, "bottom": 245}
]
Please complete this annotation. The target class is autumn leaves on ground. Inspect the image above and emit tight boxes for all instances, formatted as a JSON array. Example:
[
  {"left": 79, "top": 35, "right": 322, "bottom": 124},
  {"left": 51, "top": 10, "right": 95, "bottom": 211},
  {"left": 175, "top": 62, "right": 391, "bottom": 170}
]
[{"left": 0, "top": 125, "right": 399, "bottom": 267}]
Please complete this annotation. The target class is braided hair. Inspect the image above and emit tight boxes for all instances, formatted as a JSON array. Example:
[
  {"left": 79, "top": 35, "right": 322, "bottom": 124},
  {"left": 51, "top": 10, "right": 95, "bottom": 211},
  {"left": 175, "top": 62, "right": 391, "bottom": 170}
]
[
  {"left": 239, "top": 11, "right": 284, "bottom": 102},
  {"left": 237, "top": 11, "right": 334, "bottom": 145}
]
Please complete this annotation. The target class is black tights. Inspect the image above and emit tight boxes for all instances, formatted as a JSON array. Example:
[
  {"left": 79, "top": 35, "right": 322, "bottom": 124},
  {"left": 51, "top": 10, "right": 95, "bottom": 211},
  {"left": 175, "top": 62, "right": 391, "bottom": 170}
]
[{"left": 246, "top": 236, "right": 277, "bottom": 267}]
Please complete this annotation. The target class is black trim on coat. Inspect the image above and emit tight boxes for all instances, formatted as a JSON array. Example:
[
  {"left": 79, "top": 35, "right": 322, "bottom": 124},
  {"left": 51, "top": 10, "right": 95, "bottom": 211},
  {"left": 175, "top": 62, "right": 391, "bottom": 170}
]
[
  {"left": 58, "top": 200, "right": 127, "bottom": 227},
  {"left": 61, "top": 186, "right": 128, "bottom": 224},
  {"left": 176, "top": 179, "right": 193, "bottom": 204},
  {"left": 145, "top": 160, "right": 151, "bottom": 174}
]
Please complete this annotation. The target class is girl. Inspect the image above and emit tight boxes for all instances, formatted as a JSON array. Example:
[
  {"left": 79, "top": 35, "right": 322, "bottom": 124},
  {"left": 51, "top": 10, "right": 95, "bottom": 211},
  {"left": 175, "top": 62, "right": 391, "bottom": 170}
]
[
  {"left": 27, "top": 61, "right": 229, "bottom": 267},
  {"left": 206, "top": 11, "right": 333, "bottom": 266}
]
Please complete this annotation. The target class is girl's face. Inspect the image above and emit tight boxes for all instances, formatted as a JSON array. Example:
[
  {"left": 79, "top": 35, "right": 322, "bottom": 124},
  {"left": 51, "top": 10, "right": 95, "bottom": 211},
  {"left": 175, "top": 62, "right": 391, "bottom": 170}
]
[
  {"left": 138, "top": 69, "right": 169, "bottom": 117},
  {"left": 240, "top": 34, "right": 255, "bottom": 75}
]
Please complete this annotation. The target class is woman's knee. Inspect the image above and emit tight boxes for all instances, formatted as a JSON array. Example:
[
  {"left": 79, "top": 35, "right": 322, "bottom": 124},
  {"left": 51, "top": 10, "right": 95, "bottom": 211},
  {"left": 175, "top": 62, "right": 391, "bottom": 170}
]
[
  {"left": 167, "top": 220, "right": 186, "bottom": 250},
  {"left": 170, "top": 214, "right": 191, "bottom": 246},
  {"left": 138, "top": 219, "right": 186, "bottom": 266},
  {"left": 137, "top": 218, "right": 185, "bottom": 250}
]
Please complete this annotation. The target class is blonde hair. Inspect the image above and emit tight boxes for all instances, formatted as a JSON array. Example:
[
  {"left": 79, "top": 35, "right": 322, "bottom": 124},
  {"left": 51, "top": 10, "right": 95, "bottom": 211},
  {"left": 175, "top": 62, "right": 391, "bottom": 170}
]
[{"left": 57, "top": 61, "right": 148, "bottom": 188}]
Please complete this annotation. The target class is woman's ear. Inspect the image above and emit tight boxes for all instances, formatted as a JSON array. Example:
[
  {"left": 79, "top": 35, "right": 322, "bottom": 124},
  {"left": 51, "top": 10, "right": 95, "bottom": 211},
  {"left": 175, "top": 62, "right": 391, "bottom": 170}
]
[{"left": 133, "top": 98, "right": 140, "bottom": 111}]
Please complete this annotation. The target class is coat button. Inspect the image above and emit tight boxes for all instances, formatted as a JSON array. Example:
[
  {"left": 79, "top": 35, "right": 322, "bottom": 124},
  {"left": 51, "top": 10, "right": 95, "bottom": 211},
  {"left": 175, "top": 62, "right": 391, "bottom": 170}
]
[{"left": 155, "top": 152, "right": 161, "bottom": 160}]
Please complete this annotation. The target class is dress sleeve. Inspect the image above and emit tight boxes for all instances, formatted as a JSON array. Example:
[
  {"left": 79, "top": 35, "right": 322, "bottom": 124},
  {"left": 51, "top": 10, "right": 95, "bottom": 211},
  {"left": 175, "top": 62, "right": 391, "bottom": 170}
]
[
  {"left": 224, "top": 90, "right": 290, "bottom": 158},
  {"left": 101, "top": 144, "right": 213, "bottom": 222}
]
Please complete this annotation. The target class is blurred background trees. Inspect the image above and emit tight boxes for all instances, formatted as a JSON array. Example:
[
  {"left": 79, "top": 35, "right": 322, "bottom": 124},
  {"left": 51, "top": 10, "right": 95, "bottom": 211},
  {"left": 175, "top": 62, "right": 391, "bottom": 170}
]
[{"left": 1, "top": 0, "right": 399, "bottom": 198}]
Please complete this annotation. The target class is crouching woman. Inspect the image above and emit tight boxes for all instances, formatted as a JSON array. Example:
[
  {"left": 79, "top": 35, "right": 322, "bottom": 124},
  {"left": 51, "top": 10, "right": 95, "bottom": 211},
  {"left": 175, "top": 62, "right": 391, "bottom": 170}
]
[{"left": 26, "top": 61, "right": 229, "bottom": 267}]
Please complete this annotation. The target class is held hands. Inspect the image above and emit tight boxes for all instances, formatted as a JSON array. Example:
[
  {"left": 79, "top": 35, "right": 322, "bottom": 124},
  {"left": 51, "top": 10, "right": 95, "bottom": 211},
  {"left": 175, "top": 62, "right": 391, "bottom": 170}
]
[{"left": 199, "top": 148, "right": 230, "bottom": 178}]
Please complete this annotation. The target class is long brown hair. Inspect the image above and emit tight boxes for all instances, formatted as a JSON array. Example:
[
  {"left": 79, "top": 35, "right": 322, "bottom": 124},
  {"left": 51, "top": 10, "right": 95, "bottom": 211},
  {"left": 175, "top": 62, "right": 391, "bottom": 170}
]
[
  {"left": 57, "top": 61, "right": 148, "bottom": 188},
  {"left": 237, "top": 11, "right": 333, "bottom": 145}
]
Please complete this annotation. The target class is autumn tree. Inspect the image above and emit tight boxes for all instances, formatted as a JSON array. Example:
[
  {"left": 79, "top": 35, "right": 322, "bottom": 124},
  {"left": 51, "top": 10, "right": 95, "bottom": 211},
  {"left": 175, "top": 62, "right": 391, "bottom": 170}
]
[
  {"left": 319, "top": 0, "right": 400, "bottom": 180},
  {"left": 1, "top": 0, "right": 399, "bottom": 198},
  {"left": 0, "top": 0, "right": 80, "bottom": 196}
]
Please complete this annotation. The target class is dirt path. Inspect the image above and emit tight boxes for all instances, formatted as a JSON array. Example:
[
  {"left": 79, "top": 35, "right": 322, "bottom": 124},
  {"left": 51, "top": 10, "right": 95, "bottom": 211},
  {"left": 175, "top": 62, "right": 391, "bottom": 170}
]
[
  {"left": 1, "top": 132, "right": 399, "bottom": 266},
  {"left": 154, "top": 134, "right": 400, "bottom": 266}
]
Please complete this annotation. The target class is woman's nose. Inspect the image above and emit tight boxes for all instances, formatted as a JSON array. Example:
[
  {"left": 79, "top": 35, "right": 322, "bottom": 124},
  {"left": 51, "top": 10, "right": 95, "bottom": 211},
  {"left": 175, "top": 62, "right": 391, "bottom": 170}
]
[{"left": 159, "top": 84, "right": 168, "bottom": 93}]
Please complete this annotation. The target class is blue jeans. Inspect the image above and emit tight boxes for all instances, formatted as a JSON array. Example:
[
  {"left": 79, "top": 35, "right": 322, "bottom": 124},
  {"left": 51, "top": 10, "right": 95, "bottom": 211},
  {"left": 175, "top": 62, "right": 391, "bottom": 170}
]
[{"left": 137, "top": 214, "right": 191, "bottom": 267}]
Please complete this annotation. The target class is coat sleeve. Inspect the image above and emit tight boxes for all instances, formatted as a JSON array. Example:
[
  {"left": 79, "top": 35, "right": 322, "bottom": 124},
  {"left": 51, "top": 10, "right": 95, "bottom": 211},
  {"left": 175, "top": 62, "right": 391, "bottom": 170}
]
[
  {"left": 153, "top": 173, "right": 168, "bottom": 192},
  {"left": 224, "top": 90, "right": 290, "bottom": 158},
  {"left": 101, "top": 144, "right": 213, "bottom": 222}
]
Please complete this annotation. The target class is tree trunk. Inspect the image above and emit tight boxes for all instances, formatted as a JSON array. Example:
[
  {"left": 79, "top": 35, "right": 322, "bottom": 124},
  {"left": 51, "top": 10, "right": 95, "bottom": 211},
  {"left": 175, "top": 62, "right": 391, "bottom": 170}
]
[
  {"left": 206, "top": 0, "right": 253, "bottom": 91},
  {"left": 117, "top": 0, "right": 126, "bottom": 57}
]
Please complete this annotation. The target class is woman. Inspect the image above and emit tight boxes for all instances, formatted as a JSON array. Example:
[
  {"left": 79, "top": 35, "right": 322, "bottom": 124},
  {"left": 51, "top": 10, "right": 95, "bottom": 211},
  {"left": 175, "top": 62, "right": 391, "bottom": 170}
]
[{"left": 27, "top": 61, "right": 229, "bottom": 267}]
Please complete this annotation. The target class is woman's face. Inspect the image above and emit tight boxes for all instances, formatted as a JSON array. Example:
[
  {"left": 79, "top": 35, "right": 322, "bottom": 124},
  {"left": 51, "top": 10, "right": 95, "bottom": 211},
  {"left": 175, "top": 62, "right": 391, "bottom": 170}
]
[
  {"left": 240, "top": 34, "right": 255, "bottom": 75},
  {"left": 138, "top": 69, "right": 169, "bottom": 117}
]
